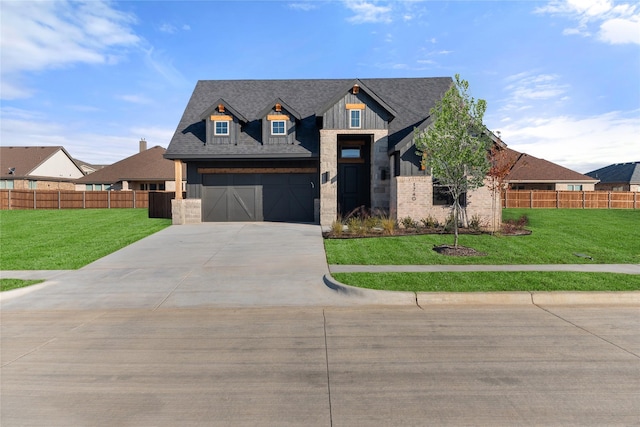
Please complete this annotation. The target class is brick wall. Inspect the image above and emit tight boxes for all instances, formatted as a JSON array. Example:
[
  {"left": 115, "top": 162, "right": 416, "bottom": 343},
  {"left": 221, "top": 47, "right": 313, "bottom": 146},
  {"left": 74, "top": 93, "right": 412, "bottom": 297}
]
[
  {"left": 392, "top": 176, "right": 501, "bottom": 231},
  {"left": 172, "top": 199, "right": 202, "bottom": 224}
]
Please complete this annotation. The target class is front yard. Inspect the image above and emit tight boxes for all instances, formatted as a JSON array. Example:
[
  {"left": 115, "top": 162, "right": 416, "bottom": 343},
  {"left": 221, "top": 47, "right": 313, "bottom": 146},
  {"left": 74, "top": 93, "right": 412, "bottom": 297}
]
[{"left": 326, "top": 209, "right": 640, "bottom": 291}]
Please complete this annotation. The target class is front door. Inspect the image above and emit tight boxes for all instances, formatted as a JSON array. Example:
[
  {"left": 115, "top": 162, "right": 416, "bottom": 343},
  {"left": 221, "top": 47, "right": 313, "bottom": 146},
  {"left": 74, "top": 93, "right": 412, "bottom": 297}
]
[{"left": 337, "top": 139, "right": 370, "bottom": 217}]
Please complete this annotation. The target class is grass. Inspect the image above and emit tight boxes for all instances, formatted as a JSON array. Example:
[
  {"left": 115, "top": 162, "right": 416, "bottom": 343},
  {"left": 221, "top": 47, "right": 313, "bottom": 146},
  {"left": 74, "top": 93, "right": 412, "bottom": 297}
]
[
  {"left": 0, "top": 209, "right": 171, "bottom": 270},
  {"left": 1, "top": 278, "right": 44, "bottom": 292},
  {"left": 332, "top": 272, "right": 640, "bottom": 292},
  {"left": 325, "top": 209, "right": 640, "bottom": 265}
]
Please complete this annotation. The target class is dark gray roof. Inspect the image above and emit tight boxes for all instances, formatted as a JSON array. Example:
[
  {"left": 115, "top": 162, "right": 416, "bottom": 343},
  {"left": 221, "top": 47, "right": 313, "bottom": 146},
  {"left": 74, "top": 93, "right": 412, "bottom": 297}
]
[
  {"left": 586, "top": 162, "right": 640, "bottom": 184},
  {"left": 165, "top": 77, "right": 453, "bottom": 160}
]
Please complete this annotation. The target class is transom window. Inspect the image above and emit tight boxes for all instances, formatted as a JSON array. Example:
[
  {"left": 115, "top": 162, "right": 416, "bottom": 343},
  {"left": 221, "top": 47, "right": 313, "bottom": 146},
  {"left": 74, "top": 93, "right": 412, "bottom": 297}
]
[
  {"left": 271, "top": 120, "right": 286, "bottom": 135},
  {"left": 349, "top": 109, "right": 361, "bottom": 128},
  {"left": 214, "top": 121, "right": 229, "bottom": 136}
]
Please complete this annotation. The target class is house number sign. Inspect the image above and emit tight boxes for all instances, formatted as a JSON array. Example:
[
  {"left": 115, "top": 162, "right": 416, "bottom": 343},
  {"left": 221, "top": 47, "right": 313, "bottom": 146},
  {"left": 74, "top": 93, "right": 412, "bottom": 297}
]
[{"left": 412, "top": 183, "right": 417, "bottom": 201}]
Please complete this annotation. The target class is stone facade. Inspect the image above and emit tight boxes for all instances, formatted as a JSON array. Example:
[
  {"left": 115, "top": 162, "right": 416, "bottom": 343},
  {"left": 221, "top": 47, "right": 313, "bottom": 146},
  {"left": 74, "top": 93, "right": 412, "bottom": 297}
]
[
  {"left": 391, "top": 176, "right": 501, "bottom": 231},
  {"left": 319, "top": 129, "right": 389, "bottom": 226},
  {"left": 172, "top": 199, "right": 202, "bottom": 225}
]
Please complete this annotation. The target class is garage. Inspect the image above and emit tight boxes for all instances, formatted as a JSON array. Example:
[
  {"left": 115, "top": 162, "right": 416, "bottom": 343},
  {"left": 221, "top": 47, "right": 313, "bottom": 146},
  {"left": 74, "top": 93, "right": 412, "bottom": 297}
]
[{"left": 202, "top": 172, "right": 318, "bottom": 222}]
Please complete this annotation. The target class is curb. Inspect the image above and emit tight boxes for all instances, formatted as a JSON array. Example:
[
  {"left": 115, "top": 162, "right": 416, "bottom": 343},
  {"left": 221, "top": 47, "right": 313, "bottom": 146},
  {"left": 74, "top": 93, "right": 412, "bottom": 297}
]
[{"left": 324, "top": 274, "right": 640, "bottom": 306}]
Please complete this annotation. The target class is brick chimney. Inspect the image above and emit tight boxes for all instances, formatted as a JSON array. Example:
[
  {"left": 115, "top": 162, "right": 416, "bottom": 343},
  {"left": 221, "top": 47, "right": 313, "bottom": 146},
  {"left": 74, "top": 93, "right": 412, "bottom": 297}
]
[{"left": 139, "top": 138, "right": 147, "bottom": 152}]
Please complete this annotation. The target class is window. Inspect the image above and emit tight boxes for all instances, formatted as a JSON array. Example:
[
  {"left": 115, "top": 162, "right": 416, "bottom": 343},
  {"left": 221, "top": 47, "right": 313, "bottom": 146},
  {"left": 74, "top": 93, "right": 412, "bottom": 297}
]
[
  {"left": 567, "top": 184, "right": 583, "bottom": 191},
  {"left": 349, "top": 109, "right": 361, "bottom": 128},
  {"left": 271, "top": 120, "right": 286, "bottom": 136},
  {"left": 433, "top": 180, "right": 466, "bottom": 206},
  {"left": 28, "top": 180, "right": 37, "bottom": 189},
  {"left": 0, "top": 180, "right": 14, "bottom": 189},
  {"left": 214, "top": 121, "right": 229, "bottom": 136},
  {"left": 341, "top": 147, "right": 361, "bottom": 159}
]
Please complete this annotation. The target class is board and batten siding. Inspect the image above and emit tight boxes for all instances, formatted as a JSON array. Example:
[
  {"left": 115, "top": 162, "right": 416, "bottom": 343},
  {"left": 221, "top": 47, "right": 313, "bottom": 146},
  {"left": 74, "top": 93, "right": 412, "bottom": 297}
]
[
  {"left": 323, "top": 92, "right": 390, "bottom": 130},
  {"left": 261, "top": 108, "right": 297, "bottom": 145},
  {"left": 207, "top": 113, "right": 239, "bottom": 145}
]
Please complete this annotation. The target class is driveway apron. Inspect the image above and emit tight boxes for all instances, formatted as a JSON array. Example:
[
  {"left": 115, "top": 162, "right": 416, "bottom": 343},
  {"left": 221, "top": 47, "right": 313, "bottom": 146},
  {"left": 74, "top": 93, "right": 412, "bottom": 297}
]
[{"left": 1, "top": 223, "right": 409, "bottom": 310}]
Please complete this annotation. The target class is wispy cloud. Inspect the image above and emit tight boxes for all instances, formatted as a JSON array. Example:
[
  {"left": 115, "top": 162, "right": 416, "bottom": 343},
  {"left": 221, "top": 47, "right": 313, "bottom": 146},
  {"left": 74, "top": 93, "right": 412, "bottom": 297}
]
[
  {"left": 116, "top": 94, "right": 153, "bottom": 105},
  {"left": 289, "top": 2, "right": 317, "bottom": 11},
  {"left": 0, "top": 0, "right": 140, "bottom": 100},
  {"left": 143, "top": 47, "right": 190, "bottom": 88},
  {"left": 493, "top": 109, "right": 640, "bottom": 173},
  {"left": 535, "top": 0, "right": 640, "bottom": 45},
  {"left": 499, "top": 72, "right": 570, "bottom": 112},
  {"left": 344, "top": 1, "right": 392, "bottom": 24}
]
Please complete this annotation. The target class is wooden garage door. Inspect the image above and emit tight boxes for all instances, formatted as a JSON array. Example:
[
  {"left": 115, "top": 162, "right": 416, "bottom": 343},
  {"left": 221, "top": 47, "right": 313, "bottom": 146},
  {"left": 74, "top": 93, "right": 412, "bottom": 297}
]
[{"left": 202, "top": 173, "right": 317, "bottom": 222}]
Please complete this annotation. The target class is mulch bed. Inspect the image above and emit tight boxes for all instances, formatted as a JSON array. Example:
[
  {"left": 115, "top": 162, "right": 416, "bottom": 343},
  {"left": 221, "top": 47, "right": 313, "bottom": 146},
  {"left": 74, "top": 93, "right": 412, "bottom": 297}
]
[{"left": 432, "top": 244, "right": 487, "bottom": 257}]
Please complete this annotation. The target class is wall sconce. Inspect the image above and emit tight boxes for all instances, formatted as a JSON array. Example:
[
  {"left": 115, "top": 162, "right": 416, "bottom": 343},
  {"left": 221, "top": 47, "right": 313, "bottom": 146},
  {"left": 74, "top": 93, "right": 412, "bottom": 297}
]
[
  {"left": 352, "top": 84, "right": 360, "bottom": 94},
  {"left": 218, "top": 104, "right": 225, "bottom": 113},
  {"left": 322, "top": 171, "right": 329, "bottom": 184},
  {"left": 380, "top": 168, "right": 388, "bottom": 181},
  {"left": 275, "top": 103, "right": 282, "bottom": 112}
]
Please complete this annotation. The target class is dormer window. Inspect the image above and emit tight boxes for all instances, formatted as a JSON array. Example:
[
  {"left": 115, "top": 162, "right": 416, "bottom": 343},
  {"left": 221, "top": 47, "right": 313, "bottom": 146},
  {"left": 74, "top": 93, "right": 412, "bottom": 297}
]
[
  {"left": 271, "top": 120, "right": 286, "bottom": 136},
  {"left": 349, "top": 109, "right": 361, "bottom": 129},
  {"left": 214, "top": 120, "right": 229, "bottom": 135}
]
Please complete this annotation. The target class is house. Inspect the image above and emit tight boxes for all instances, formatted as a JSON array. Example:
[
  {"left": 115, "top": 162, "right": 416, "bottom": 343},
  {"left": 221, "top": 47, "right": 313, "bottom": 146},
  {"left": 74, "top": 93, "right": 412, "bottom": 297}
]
[
  {"left": 0, "top": 146, "right": 85, "bottom": 190},
  {"left": 165, "top": 78, "right": 503, "bottom": 228},
  {"left": 75, "top": 143, "right": 186, "bottom": 192},
  {"left": 586, "top": 162, "right": 640, "bottom": 192},
  {"left": 503, "top": 149, "right": 598, "bottom": 191}
]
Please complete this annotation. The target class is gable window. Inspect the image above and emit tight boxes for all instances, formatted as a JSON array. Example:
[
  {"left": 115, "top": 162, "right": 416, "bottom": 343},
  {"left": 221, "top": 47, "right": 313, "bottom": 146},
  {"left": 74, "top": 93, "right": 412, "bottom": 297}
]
[
  {"left": 349, "top": 109, "right": 361, "bottom": 129},
  {"left": 271, "top": 120, "right": 286, "bottom": 136},
  {"left": 214, "top": 121, "right": 229, "bottom": 136}
]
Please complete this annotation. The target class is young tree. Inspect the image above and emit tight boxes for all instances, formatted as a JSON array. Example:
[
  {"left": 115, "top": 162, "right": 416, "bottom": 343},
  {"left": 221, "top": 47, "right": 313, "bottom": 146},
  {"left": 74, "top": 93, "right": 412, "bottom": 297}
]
[
  {"left": 414, "top": 74, "right": 492, "bottom": 248},
  {"left": 487, "top": 142, "right": 516, "bottom": 233}
]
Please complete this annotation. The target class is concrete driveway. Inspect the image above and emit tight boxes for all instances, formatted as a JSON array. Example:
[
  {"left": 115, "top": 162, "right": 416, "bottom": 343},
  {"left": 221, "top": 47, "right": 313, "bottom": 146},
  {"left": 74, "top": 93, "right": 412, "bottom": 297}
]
[{"left": 1, "top": 223, "right": 411, "bottom": 310}]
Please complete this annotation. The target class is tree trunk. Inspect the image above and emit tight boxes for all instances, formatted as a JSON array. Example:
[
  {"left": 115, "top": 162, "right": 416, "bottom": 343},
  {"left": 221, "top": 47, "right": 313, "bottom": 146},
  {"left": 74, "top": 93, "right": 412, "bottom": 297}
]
[{"left": 453, "top": 200, "right": 460, "bottom": 248}]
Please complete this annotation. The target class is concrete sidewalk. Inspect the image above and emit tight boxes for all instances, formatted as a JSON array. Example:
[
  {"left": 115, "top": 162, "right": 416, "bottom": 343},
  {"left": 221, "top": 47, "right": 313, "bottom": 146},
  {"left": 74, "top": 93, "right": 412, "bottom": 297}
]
[{"left": 330, "top": 264, "right": 640, "bottom": 274}]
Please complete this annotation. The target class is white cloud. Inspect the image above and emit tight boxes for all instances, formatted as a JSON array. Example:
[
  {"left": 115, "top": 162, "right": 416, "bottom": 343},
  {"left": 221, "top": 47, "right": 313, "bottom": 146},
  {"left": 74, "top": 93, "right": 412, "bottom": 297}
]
[
  {"left": 159, "top": 23, "right": 177, "bottom": 34},
  {"left": 500, "top": 72, "right": 570, "bottom": 112},
  {"left": 0, "top": 1, "right": 140, "bottom": 100},
  {"left": 491, "top": 110, "right": 640, "bottom": 173},
  {"left": 289, "top": 2, "right": 317, "bottom": 11},
  {"left": 0, "top": 107, "right": 173, "bottom": 164},
  {"left": 344, "top": 1, "right": 392, "bottom": 24},
  {"left": 536, "top": 0, "right": 640, "bottom": 45}
]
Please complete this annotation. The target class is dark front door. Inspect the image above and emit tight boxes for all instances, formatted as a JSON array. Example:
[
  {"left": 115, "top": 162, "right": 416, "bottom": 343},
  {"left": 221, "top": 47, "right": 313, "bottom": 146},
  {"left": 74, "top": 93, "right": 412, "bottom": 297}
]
[{"left": 338, "top": 139, "right": 370, "bottom": 217}]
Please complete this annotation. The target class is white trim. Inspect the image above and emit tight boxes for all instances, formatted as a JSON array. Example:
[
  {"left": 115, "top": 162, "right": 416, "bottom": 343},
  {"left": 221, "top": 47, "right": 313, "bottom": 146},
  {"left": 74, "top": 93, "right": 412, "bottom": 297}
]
[
  {"left": 271, "top": 120, "right": 286, "bottom": 136},
  {"left": 349, "top": 109, "right": 362, "bottom": 129},
  {"left": 214, "top": 120, "right": 229, "bottom": 136}
]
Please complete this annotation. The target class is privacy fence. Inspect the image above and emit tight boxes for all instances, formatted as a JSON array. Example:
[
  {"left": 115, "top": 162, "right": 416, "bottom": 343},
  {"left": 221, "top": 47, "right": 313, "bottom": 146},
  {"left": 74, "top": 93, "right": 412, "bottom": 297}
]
[
  {"left": 0, "top": 190, "right": 150, "bottom": 210},
  {"left": 502, "top": 190, "right": 639, "bottom": 209}
]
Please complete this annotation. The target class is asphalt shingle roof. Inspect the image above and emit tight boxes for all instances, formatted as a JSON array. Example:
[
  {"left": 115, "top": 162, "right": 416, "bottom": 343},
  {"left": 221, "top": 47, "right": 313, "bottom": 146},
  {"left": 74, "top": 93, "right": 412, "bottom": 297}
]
[
  {"left": 0, "top": 146, "right": 80, "bottom": 180},
  {"left": 505, "top": 148, "right": 598, "bottom": 182},
  {"left": 586, "top": 162, "right": 640, "bottom": 184},
  {"left": 165, "top": 77, "right": 453, "bottom": 160},
  {"left": 76, "top": 146, "right": 180, "bottom": 184}
]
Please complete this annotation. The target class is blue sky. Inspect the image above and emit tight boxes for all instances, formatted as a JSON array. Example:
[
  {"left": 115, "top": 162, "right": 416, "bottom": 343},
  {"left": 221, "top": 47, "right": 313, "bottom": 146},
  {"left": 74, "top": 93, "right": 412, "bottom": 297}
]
[{"left": 1, "top": 0, "right": 639, "bottom": 173}]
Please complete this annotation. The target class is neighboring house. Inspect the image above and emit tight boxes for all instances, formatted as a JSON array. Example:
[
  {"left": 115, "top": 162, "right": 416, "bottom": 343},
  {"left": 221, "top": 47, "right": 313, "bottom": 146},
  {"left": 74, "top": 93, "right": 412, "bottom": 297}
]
[
  {"left": 503, "top": 149, "right": 598, "bottom": 191},
  {"left": 165, "top": 78, "right": 503, "bottom": 228},
  {"left": 75, "top": 145, "right": 186, "bottom": 192},
  {"left": 0, "top": 146, "right": 85, "bottom": 190},
  {"left": 586, "top": 162, "right": 640, "bottom": 192},
  {"left": 73, "top": 158, "right": 107, "bottom": 175}
]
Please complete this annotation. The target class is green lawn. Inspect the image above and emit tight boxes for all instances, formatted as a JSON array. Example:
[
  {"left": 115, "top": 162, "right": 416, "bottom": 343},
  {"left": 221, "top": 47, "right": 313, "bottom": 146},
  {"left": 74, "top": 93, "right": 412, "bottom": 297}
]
[
  {"left": 332, "top": 272, "right": 640, "bottom": 292},
  {"left": 325, "top": 209, "right": 640, "bottom": 265},
  {"left": 0, "top": 279, "right": 44, "bottom": 292},
  {"left": 0, "top": 209, "right": 171, "bottom": 270}
]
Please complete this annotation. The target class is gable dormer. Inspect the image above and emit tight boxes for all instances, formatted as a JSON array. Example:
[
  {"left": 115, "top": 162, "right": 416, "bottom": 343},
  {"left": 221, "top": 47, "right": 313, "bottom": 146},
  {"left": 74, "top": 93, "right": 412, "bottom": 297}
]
[
  {"left": 316, "top": 79, "right": 397, "bottom": 130},
  {"left": 256, "top": 98, "right": 302, "bottom": 145},
  {"left": 199, "top": 99, "right": 248, "bottom": 145}
]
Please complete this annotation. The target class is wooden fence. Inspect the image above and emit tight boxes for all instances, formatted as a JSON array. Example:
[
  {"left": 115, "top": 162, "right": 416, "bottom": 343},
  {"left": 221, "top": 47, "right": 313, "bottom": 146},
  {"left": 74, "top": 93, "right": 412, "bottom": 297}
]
[
  {"left": 148, "top": 191, "right": 185, "bottom": 219},
  {"left": 0, "top": 190, "right": 150, "bottom": 210},
  {"left": 503, "top": 190, "right": 639, "bottom": 209}
]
